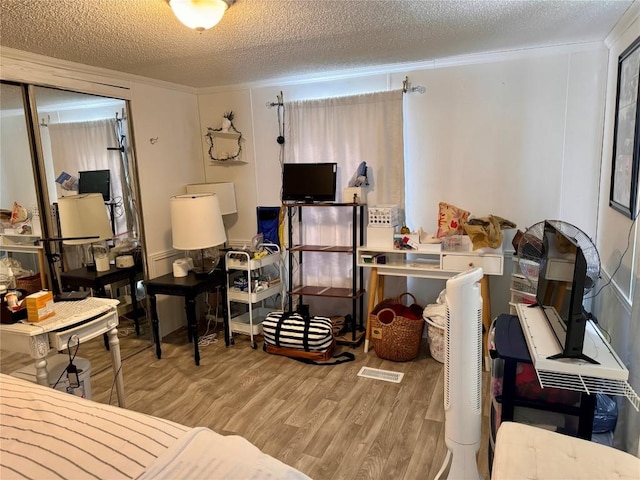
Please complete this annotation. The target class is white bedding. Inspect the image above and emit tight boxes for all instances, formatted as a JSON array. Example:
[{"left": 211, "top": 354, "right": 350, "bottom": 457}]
[{"left": 0, "top": 374, "right": 310, "bottom": 480}]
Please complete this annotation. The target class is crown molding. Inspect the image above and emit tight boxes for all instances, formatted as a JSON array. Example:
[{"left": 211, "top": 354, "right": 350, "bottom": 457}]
[
  {"left": 196, "top": 41, "right": 606, "bottom": 94},
  {"left": 0, "top": 47, "right": 197, "bottom": 97},
  {"left": 605, "top": 1, "right": 640, "bottom": 49}
]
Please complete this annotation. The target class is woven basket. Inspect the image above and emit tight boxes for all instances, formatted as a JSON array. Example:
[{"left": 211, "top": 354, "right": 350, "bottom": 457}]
[
  {"left": 370, "top": 293, "right": 424, "bottom": 361},
  {"left": 15, "top": 274, "right": 42, "bottom": 295}
]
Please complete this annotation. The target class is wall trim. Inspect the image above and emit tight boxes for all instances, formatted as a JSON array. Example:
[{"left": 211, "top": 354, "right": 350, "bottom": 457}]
[
  {"left": 0, "top": 47, "right": 197, "bottom": 96},
  {"left": 605, "top": 1, "right": 640, "bottom": 49},
  {"left": 196, "top": 41, "right": 605, "bottom": 94},
  {"left": 147, "top": 249, "right": 184, "bottom": 279},
  {"left": 598, "top": 268, "right": 633, "bottom": 313}
]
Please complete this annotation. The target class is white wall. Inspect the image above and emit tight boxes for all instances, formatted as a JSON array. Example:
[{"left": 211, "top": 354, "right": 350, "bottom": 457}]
[
  {"left": 197, "top": 45, "right": 608, "bottom": 312},
  {"left": 594, "top": 5, "right": 640, "bottom": 457},
  {"left": 129, "top": 83, "right": 205, "bottom": 336}
]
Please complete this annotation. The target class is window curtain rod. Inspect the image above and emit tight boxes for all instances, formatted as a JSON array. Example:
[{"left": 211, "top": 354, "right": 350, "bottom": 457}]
[{"left": 402, "top": 76, "right": 425, "bottom": 94}]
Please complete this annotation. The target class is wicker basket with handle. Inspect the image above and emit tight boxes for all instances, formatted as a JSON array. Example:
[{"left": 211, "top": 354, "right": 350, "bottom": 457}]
[
  {"left": 370, "top": 292, "right": 424, "bottom": 361},
  {"left": 15, "top": 273, "right": 42, "bottom": 295}
]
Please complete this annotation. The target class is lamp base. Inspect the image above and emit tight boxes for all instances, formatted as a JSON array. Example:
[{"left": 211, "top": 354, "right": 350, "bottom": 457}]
[{"left": 192, "top": 266, "right": 217, "bottom": 277}]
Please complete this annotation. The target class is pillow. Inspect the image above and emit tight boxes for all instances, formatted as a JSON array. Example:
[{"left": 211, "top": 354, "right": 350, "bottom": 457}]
[
  {"left": 10, "top": 202, "right": 28, "bottom": 224},
  {"left": 436, "top": 202, "right": 470, "bottom": 237}
]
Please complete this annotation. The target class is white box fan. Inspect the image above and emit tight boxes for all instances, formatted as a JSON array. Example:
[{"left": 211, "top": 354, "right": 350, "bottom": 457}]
[{"left": 434, "top": 267, "right": 484, "bottom": 480}]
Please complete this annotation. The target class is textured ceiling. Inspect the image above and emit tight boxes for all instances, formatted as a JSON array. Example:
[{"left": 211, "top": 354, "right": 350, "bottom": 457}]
[{"left": 0, "top": 0, "right": 634, "bottom": 89}]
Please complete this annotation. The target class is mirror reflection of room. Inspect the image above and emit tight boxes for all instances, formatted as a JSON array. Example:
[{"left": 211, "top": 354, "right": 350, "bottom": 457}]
[
  {"left": 33, "top": 86, "right": 139, "bottom": 271},
  {"left": 0, "top": 83, "right": 44, "bottom": 293},
  {"left": 1, "top": 83, "right": 147, "bottom": 339}
]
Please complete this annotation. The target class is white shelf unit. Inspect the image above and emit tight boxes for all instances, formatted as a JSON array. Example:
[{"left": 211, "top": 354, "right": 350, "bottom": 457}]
[
  {"left": 225, "top": 245, "right": 284, "bottom": 349},
  {"left": 0, "top": 234, "right": 47, "bottom": 290},
  {"left": 509, "top": 256, "right": 538, "bottom": 314},
  {"left": 515, "top": 303, "right": 639, "bottom": 411}
]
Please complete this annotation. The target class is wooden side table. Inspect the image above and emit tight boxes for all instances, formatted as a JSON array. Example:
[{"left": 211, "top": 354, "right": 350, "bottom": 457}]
[
  {"left": 146, "top": 270, "right": 228, "bottom": 366},
  {"left": 60, "top": 264, "right": 143, "bottom": 335}
]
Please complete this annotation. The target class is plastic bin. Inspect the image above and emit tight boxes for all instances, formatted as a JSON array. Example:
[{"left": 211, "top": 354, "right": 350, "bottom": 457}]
[
  {"left": 11, "top": 354, "right": 92, "bottom": 399},
  {"left": 424, "top": 317, "right": 445, "bottom": 363}
]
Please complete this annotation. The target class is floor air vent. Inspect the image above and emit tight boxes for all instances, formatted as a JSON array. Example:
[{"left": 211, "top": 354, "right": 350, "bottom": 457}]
[{"left": 357, "top": 367, "right": 404, "bottom": 383}]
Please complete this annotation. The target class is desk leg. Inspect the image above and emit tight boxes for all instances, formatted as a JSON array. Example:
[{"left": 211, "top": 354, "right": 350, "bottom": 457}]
[
  {"left": 221, "top": 286, "right": 230, "bottom": 347},
  {"left": 150, "top": 293, "right": 162, "bottom": 359},
  {"left": 364, "top": 268, "right": 379, "bottom": 353},
  {"left": 186, "top": 296, "right": 200, "bottom": 366},
  {"left": 34, "top": 356, "right": 49, "bottom": 387},
  {"left": 129, "top": 273, "right": 140, "bottom": 336},
  {"left": 480, "top": 275, "right": 492, "bottom": 371},
  {"left": 577, "top": 393, "right": 596, "bottom": 440},
  {"left": 107, "top": 326, "right": 126, "bottom": 408}
]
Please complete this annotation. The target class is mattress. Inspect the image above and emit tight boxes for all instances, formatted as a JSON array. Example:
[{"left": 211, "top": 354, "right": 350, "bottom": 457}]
[
  {"left": 492, "top": 421, "right": 640, "bottom": 480},
  {"left": 0, "top": 373, "right": 310, "bottom": 479}
]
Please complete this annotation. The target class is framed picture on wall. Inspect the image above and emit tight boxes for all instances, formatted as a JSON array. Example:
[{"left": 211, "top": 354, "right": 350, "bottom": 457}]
[{"left": 610, "top": 36, "right": 640, "bottom": 219}]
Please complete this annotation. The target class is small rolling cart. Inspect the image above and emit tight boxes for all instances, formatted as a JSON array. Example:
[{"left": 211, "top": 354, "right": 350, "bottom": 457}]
[{"left": 225, "top": 244, "right": 284, "bottom": 349}]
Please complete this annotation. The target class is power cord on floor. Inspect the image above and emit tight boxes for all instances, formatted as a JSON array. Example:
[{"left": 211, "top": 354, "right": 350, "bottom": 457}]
[
  {"left": 198, "top": 287, "right": 221, "bottom": 347},
  {"left": 52, "top": 334, "right": 80, "bottom": 390},
  {"left": 108, "top": 361, "right": 124, "bottom": 406}
]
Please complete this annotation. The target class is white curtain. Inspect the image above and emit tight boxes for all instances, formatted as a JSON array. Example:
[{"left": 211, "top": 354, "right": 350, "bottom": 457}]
[
  {"left": 48, "top": 119, "right": 125, "bottom": 235},
  {"left": 284, "top": 90, "right": 405, "bottom": 312}
]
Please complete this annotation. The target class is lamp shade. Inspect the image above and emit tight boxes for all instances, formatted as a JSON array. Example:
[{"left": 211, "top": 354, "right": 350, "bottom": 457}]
[
  {"left": 58, "top": 193, "right": 113, "bottom": 245},
  {"left": 170, "top": 194, "right": 227, "bottom": 250},
  {"left": 168, "top": 0, "right": 230, "bottom": 31},
  {"left": 185, "top": 182, "right": 237, "bottom": 215}
]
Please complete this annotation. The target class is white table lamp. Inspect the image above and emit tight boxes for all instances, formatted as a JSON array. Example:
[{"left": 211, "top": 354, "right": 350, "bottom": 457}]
[
  {"left": 170, "top": 193, "right": 227, "bottom": 275},
  {"left": 57, "top": 193, "right": 113, "bottom": 271}
]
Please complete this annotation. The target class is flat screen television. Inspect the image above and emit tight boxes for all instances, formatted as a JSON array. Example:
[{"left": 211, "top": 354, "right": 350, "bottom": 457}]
[
  {"left": 281, "top": 163, "right": 337, "bottom": 203},
  {"left": 79, "top": 169, "right": 111, "bottom": 201},
  {"left": 535, "top": 220, "right": 597, "bottom": 364}
]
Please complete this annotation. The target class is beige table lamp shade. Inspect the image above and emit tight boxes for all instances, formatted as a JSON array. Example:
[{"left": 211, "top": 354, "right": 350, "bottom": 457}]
[
  {"left": 58, "top": 193, "right": 112, "bottom": 245},
  {"left": 170, "top": 194, "right": 227, "bottom": 250}
]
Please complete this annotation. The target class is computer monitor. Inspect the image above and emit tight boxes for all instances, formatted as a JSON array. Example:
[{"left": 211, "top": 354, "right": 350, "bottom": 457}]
[
  {"left": 79, "top": 170, "right": 110, "bottom": 201},
  {"left": 281, "top": 163, "right": 337, "bottom": 202}
]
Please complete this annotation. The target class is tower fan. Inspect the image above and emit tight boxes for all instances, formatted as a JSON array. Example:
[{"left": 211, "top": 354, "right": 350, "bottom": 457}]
[{"left": 435, "top": 267, "right": 484, "bottom": 480}]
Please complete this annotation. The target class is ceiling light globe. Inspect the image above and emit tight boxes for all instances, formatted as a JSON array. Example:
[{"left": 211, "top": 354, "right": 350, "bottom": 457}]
[{"left": 169, "top": 0, "right": 229, "bottom": 31}]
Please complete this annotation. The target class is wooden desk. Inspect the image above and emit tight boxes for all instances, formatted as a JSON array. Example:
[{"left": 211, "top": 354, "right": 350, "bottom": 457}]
[
  {"left": 357, "top": 245, "right": 503, "bottom": 366},
  {"left": 146, "top": 270, "right": 227, "bottom": 366},
  {"left": 60, "top": 264, "right": 143, "bottom": 335},
  {"left": 0, "top": 297, "right": 126, "bottom": 407}
]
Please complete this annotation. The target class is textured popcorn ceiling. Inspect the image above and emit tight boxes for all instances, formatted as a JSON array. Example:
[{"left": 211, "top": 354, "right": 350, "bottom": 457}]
[{"left": 0, "top": 0, "right": 633, "bottom": 88}]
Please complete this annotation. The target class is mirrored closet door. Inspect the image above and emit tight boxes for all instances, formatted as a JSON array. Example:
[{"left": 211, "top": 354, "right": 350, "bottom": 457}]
[{"left": 0, "top": 81, "right": 149, "bottom": 340}]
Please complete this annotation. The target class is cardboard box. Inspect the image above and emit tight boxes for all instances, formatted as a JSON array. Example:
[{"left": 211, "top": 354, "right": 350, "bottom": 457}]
[
  {"left": 343, "top": 187, "right": 365, "bottom": 204},
  {"left": 26, "top": 291, "right": 55, "bottom": 323}
]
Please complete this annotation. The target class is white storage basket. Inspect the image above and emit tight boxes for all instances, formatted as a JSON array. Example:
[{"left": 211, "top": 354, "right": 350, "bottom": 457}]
[{"left": 424, "top": 316, "right": 445, "bottom": 363}]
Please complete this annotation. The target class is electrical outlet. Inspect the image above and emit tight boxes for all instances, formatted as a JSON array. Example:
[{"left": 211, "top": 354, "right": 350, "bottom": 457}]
[{"left": 205, "top": 314, "right": 216, "bottom": 321}]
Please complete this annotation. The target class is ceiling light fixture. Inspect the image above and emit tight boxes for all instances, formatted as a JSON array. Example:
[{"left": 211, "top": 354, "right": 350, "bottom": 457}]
[{"left": 168, "top": 0, "right": 233, "bottom": 31}]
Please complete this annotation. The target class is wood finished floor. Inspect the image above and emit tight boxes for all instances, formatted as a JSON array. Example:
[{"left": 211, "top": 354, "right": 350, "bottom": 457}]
[{"left": 0, "top": 317, "right": 492, "bottom": 480}]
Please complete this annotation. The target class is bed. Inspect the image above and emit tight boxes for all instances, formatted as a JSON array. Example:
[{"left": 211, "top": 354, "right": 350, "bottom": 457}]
[{"left": 0, "top": 373, "right": 310, "bottom": 479}]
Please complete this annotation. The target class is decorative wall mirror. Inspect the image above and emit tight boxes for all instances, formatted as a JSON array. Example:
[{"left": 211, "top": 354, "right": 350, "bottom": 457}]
[{"left": 205, "top": 111, "right": 243, "bottom": 162}]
